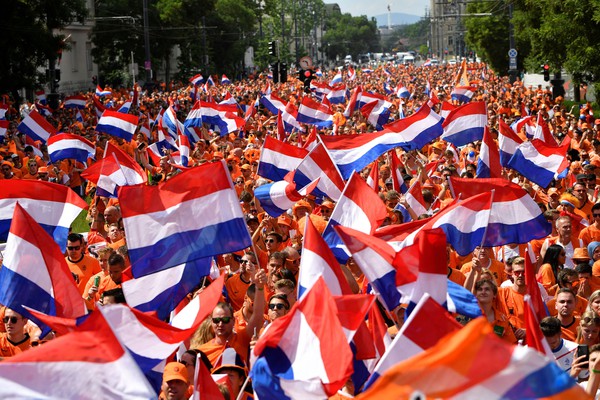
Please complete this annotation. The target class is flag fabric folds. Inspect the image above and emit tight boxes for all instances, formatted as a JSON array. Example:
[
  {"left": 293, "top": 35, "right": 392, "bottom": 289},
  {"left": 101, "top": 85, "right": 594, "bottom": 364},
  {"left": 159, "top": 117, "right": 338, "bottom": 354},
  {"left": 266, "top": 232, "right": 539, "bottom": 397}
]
[
  {"left": 17, "top": 110, "right": 57, "bottom": 143},
  {"left": 320, "top": 104, "right": 443, "bottom": 179},
  {"left": 47, "top": 133, "right": 95, "bottom": 164},
  {"left": 250, "top": 278, "right": 354, "bottom": 400},
  {"left": 81, "top": 142, "right": 147, "bottom": 198},
  {"left": 322, "top": 172, "right": 388, "bottom": 262},
  {"left": 507, "top": 138, "right": 570, "bottom": 188},
  {"left": 359, "top": 318, "right": 589, "bottom": 399},
  {"left": 441, "top": 101, "right": 487, "bottom": 147},
  {"left": 96, "top": 110, "right": 139, "bottom": 142},
  {"left": 257, "top": 136, "right": 308, "bottom": 182},
  {"left": 0, "top": 204, "right": 87, "bottom": 333},
  {"left": 0, "top": 308, "right": 156, "bottom": 399},
  {"left": 119, "top": 161, "right": 251, "bottom": 278},
  {"left": 0, "top": 180, "right": 88, "bottom": 249},
  {"left": 476, "top": 126, "right": 502, "bottom": 178}
]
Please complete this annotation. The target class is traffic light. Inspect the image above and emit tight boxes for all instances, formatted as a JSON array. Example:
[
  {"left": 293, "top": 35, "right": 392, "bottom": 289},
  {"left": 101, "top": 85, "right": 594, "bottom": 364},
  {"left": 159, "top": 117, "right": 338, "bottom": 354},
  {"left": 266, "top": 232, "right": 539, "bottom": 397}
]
[
  {"left": 280, "top": 62, "right": 287, "bottom": 83},
  {"left": 268, "top": 41, "right": 277, "bottom": 56},
  {"left": 543, "top": 64, "right": 550, "bottom": 81},
  {"left": 302, "top": 69, "right": 315, "bottom": 92}
]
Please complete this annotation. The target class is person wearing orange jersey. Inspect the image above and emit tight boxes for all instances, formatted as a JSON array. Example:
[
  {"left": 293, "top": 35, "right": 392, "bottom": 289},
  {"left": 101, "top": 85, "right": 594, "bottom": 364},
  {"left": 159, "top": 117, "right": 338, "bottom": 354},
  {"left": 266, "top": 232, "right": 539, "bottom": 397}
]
[{"left": 65, "top": 233, "right": 101, "bottom": 296}]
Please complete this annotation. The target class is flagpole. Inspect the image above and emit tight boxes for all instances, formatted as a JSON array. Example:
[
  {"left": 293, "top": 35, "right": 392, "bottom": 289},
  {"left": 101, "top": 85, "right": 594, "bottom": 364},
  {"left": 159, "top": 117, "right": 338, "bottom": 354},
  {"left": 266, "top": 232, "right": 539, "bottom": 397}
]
[{"left": 235, "top": 375, "right": 252, "bottom": 400}]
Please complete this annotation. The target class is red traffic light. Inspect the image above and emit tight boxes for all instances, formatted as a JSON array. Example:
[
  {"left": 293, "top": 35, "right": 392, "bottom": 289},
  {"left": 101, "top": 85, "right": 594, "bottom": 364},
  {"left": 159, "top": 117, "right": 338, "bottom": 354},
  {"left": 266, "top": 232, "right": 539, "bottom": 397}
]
[
  {"left": 304, "top": 70, "right": 312, "bottom": 78},
  {"left": 543, "top": 64, "right": 549, "bottom": 70}
]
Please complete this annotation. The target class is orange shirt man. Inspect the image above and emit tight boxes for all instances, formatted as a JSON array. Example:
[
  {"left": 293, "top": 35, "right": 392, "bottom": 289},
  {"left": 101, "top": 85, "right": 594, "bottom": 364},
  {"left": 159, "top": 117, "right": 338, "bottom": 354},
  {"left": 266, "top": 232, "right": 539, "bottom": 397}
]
[{"left": 65, "top": 233, "right": 101, "bottom": 296}]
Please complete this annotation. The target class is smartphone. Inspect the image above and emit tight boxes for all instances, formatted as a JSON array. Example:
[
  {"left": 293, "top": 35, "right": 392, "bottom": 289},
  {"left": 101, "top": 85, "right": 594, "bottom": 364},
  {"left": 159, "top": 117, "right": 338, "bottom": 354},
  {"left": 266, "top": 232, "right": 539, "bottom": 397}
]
[
  {"left": 94, "top": 275, "right": 101, "bottom": 287},
  {"left": 137, "top": 142, "right": 146, "bottom": 151},
  {"left": 577, "top": 344, "right": 590, "bottom": 369}
]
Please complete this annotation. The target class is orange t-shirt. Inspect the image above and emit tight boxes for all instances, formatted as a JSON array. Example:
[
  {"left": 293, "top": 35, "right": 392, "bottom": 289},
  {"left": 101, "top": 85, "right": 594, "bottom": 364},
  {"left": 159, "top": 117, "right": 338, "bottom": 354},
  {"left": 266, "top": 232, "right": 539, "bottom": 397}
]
[
  {"left": 225, "top": 274, "right": 251, "bottom": 312},
  {"left": 497, "top": 287, "right": 525, "bottom": 329},
  {"left": 66, "top": 255, "right": 102, "bottom": 296},
  {"left": 0, "top": 333, "right": 30, "bottom": 357},
  {"left": 197, "top": 330, "right": 251, "bottom": 366}
]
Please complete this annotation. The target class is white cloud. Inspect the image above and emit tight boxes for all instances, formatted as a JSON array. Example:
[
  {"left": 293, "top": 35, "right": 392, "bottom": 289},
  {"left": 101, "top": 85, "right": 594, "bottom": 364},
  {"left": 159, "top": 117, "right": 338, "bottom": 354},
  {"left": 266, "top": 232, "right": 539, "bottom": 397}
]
[{"left": 331, "top": 0, "right": 429, "bottom": 19}]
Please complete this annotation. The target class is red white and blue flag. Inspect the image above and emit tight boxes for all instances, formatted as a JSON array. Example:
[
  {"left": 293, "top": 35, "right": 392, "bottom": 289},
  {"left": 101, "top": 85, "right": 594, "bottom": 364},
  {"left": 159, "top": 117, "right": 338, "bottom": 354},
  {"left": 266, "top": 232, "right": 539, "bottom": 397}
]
[
  {"left": 363, "top": 294, "right": 462, "bottom": 390},
  {"left": 95, "top": 85, "right": 112, "bottom": 97},
  {"left": 221, "top": 74, "right": 231, "bottom": 85},
  {"left": 330, "top": 71, "right": 343, "bottom": 85},
  {"left": 122, "top": 258, "right": 214, "bottom": 321},
  {"left": 257, "top": 135, "right": 308, "bottom": 182},
  {"left": 0, "top": 180, "right": 88, "bottom": 249},
  {"left": 250, "top": 278, "right": 355, "bottom": 399},
  {"left": 476, "top": 126, "right": 502, "bottom": 178},
  {"left": 82, "top": 142, "right": 148, "bottom": 198},
  {"left": 293, "top": 142, "right": 346, "bottom": 201},
  {"left": 254, "top": 173, "right": 319, "bottom": 218},
  {"left": 47, "top": 133, "right": 95, "bottom": 164},
  {"left": 0, "top": 120, "right": 8, "bottom": 142},
  {"left": 441, "top": 101, "right": 487, "bottom": 147},
  {"left": 450, "top": 85, "right": 476, "bottom": 103},
  {"left": 322, "top": 172, "right": 388, "bottom": 262},
  {"left": 343, "top": 85, "right": 363, "bottom": 117},
  {"left": 298, "top": 216, "right": 352, "bottom": 299},
  {"left": 507, "top": 137, "right": 570, "bottom": 188},
  {"left": 0, "top": 307, "right": 156, "bottom": 399},
  {"left": 326, "top": 83, "right": 347, "bottom": 104},
  {"left": 297, "top": 96, "right": 334, "bottom": 127},
  {"left": 449, "top": 177, "right": 552, "bottom": 248},
  {"left": 63, "top": 95, "right": 87, "bottom": 109},
  {"left": 359, "top": 318, "right": 589, "bottom": 399},
  {"left": 17, "top": 110, "right": 57, "bottom": 144},
  {"left": 321, "top": 104, "right": 443, "bottom": 179},
  {"left": 260, "top": 92, "right": 287, "bottom": 115},
  {"left": 119, "top": 161, "right": 251, "bottom": 277},
  {"left": 96, "top": 110, "right": 139, "bottom": 142},
  {"left": 498, "top": 118, "right": 524, "bottom": 167},
  {"left": 0, "top": 204, "right": 87, "bottom": 334},
  {"left": 189, "top": 74, "right": 204, "bottom": 86}
]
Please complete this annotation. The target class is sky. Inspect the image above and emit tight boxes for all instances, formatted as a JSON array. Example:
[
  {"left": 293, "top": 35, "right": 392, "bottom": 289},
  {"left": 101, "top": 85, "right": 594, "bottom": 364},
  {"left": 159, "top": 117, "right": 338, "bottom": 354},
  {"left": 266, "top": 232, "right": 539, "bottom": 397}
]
[{"left": 332, "top": 0, "right": 429, "bottom": 18}]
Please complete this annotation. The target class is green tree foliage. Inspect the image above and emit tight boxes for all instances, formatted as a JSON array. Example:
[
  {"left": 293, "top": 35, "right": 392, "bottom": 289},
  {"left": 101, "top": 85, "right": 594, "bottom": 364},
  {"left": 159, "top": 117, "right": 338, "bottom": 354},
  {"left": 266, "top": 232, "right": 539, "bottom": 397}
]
[
  {"left": 513, "top": 0, "right": 600, "bottom": 92},
  {"left": 0, "top": 0, "right": 86, "bottom": 100},
  {"left": 322, "top": 13, "right": 379, "bottom": 61},
  {"left": 464, "top": 0, "right": 530, "bottom": 75}
]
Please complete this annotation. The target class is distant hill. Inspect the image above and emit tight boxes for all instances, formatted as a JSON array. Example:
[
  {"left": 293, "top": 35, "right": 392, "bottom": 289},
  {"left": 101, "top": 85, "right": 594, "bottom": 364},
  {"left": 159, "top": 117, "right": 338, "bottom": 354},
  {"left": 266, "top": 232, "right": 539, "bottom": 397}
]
[{"left": 374, "top": 12, "right": 422, "bottom": 27}]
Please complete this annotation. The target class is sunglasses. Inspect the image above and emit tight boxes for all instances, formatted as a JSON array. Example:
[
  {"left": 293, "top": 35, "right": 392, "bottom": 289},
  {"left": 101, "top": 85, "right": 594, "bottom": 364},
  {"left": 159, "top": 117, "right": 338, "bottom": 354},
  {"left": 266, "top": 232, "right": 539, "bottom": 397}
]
[
  {"left": 265, "top": 239, "right": 277, "bottom": 243},
  {"left": 594, "top": 214, "right": 600, "bottom": 218},
  {"left": 212, "top": 317, "right": 232, "bottom": 324},
  {"left": 512, "top": 270, "right": 525, "bottom": 276},
  {"left": 240, "top": 260, "right": 251, "bottom": 264},
  {"left": 67, "top": 246, "right": 81, "bottom": 251},
  {"left": 3, "top": 316, "right": 18, "bottom": 324},
  {"left": 269, "top": 303, "right": 287, "bottom": 310}
]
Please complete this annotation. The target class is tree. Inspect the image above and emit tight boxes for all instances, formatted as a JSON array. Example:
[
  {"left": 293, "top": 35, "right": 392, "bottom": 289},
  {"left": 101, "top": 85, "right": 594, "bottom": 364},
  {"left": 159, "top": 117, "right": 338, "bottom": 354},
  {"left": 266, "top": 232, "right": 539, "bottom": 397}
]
[
  {"left": 0, "top": 0, "right": 86, "bottom": 102},
  {"left": 513, "top": 0, "right": 600, "bottom": 94},
  {"left": 322, "top": 13, "right": 379, "bottom": 62},
  {"left": 464, "top": 0, "right": 530, "bottom": 75}
]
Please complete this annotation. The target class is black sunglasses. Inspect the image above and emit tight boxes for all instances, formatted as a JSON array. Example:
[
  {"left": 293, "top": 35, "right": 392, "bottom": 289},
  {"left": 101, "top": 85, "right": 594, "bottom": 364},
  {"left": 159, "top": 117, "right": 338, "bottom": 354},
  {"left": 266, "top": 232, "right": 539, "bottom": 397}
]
[
  {"left": 212, "top": 317, "right": 232, "bottom": 324},
  {"left": 3, "top": 316, "right": 18, "bottom": 324}
]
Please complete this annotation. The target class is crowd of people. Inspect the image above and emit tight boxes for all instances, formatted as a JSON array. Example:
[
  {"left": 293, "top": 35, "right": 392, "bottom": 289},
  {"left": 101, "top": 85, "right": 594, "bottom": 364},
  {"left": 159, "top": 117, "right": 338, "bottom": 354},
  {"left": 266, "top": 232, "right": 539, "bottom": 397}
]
[{"left": 2, "top": 59, "right": 600, "bottom": 398}]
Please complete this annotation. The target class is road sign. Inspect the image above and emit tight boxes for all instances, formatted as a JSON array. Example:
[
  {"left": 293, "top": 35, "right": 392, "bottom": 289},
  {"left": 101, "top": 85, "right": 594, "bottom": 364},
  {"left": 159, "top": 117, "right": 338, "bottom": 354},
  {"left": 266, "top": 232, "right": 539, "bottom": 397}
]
[
  {"left": 509, "top": 56, "right": 517, "bottom": 70},
  {"left": 299, "top": 56, "right": 313, "bottom": 70},
  {"left": 508, "top": 48, "right": 518, "bottom": 58}
]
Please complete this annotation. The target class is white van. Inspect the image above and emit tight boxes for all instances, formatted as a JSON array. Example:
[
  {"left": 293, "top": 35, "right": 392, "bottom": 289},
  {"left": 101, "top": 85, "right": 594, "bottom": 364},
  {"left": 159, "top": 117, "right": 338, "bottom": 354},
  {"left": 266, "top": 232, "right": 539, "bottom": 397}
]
[{"left": 403, "top": 55, "right": 415, "bottom": 65}]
